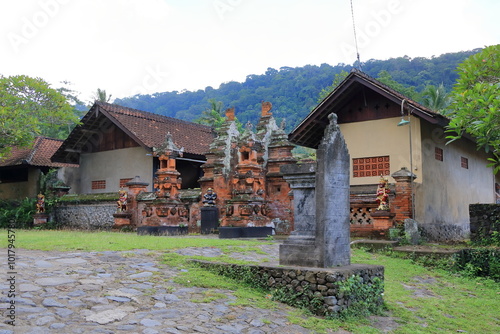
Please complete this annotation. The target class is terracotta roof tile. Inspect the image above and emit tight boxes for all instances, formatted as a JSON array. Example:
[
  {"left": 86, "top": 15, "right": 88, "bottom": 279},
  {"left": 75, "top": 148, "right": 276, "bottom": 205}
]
[
  {"left": 0, "top": 137, "right": 78, "bottom": 168},
  {"left": 289, "top": 70, "right": 449, "bottom": 148},
  {"left": 95, "top": 102, "right": 213, "bottom": 155}
]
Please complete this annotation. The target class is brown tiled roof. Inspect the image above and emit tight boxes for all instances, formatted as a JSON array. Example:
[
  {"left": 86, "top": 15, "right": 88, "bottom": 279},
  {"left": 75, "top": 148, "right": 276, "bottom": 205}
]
[
  {"left": 52, "top": 102, "right": 214, "bottom": 164},
  {"left": 0, "top": 137, "right": 78, "bottom": 168},
  {"left": 289, "top": 69, "right": 450, "bottom": 148},
  {"left": 97, "top": 102, "right": 213, "bottom": 154}
]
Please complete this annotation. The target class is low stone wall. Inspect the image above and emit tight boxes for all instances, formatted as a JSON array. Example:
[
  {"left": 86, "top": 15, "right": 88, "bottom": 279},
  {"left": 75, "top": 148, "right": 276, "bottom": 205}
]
[
  {"left": 469, "top": 204, "right": 500, "bottom": 242},
  {"left": 53, "top": 190, "right": 202, "bottom": 231},
  {"left": 53, "top": 202, "right": 116, "bottom": 230},
  {"left": 419, "top": 222, "right": 470, "bottom": 242},
  {"left": 192, "top": 260, "right": 384, "bottom": 317}
]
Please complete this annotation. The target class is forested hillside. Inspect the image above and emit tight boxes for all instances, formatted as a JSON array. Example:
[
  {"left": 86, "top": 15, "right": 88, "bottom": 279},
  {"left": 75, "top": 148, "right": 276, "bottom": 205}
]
[{"left": 114, "top": 49, "right": 481, "bottom": 131}]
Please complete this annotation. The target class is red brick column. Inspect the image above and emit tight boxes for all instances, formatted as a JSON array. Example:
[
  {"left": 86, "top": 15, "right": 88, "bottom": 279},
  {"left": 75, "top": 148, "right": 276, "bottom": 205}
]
[
  {"left": 391, "top": 167, "right": 416, "bottom": 222},
  {"left": 125, "top": 176, "right": 149, "bottom": 227}
]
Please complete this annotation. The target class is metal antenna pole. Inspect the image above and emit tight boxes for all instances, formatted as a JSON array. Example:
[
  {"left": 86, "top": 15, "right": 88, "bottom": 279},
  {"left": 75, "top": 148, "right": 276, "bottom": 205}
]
[{"left": 350, "top": 0, "right": 362, "bottom": 70}]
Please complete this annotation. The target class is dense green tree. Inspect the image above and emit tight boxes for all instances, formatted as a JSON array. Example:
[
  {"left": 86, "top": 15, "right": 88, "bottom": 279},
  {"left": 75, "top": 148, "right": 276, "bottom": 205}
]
[
  {"left": 446, "top": 45, "right": 500, "bottom": 172},
  {"left": 317, "top": 70, "right": 349, "bottom": 102},
  {"left": 376, "top": 70, "right": 418, "bottom": 100},
  {"left": 0, "top": 75, "right": 79, "bottom": 158}
]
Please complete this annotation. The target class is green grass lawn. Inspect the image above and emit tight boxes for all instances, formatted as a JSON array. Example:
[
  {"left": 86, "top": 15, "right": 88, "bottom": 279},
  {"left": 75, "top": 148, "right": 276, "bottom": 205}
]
[
  {"left": 2, "top": 230, "right": 499, "bottom": 333},
  {"left": 352, "top": 248, "right": 500, "bottom": 334},
  {"left": 4, "top": 229, "right": 266, "bottom": 251}
]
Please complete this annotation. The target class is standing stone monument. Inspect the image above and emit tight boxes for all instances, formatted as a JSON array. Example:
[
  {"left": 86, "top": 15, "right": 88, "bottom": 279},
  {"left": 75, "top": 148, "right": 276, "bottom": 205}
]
[
  {"left": 404, "top": 218, "right": 421, "bottom": 245},
  {"left": 279, "top": 163, "right": 318, "bottom": 266},
  {"left": 280, "top": 113, "right": 351, "bottom": 267}
]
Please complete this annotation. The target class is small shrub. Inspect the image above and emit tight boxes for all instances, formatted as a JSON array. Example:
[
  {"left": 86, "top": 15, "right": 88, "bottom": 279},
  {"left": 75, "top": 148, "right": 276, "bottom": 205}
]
[
  {"left": 473, "top": 228, "right": 500, "bottom": 247},
  {"left": 453, "top": 248, "right": 500, "bottom": 281},
  {"left": 0, "top": 198, "right": 36, "bottom": 229},
  {"left": 333, "top": 275, "right": 385, "bottom": 319}
]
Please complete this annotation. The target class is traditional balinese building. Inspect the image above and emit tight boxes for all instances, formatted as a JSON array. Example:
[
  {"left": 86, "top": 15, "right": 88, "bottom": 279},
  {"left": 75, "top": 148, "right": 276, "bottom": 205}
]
[
  {"left": 289, "top": 70, "right": 498, "bottom": 241},
  {"left": 0, "top": 137, "right": 78, "bottom": 200},
  {"left": 199, "top": 102, "right": 297, "bottom": 234},
  {"left": 51, "top": 101, "right": 213, "bottom": 194}
]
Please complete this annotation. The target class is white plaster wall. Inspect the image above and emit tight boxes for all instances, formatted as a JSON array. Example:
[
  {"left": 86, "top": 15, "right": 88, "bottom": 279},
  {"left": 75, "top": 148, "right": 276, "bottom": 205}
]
[
  {"left": 340, "top": 116, "right": 496, "bottom": 240},
  {"left": 419, "top": 122, "right": 495, "bottom": 239},
  {"left": 57, "top": 167, "right": 81, "bottom": 194},
  {"left": 340, "top": 116, "right": 422, "bottom": 185},
  {"left": 79, "top": 147, "right": 153, "bottom": 193}
]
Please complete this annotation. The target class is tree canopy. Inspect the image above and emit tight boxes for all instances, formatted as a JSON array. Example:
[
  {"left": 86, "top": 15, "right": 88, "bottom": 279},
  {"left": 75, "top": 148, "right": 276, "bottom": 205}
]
[
  {"left": 446, "top": 45, "right": 500, "bottom": 171},
  {"left": 0, "top": 75, "right": 79, "bottom": 158},
  {"left": 115, "top": 49, "right": 480, "bottom": 131}
]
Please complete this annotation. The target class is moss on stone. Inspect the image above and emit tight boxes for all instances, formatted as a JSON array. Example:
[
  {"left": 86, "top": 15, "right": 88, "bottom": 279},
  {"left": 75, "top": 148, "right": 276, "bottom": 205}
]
[{"left": 58, "top": 193, "right": 118, "bottom": 203}]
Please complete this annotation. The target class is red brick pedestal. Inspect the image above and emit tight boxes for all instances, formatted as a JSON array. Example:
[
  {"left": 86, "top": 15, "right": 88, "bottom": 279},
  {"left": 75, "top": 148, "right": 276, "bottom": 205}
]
[
  {"left": 33, "top": 213, "right": 49, "bottom": 226},
  {"left": 113, "top": 212, "right": 132, "bottom": 228},
  {"left": 371, "top": 210, "right": 395, "bottom": 236}
]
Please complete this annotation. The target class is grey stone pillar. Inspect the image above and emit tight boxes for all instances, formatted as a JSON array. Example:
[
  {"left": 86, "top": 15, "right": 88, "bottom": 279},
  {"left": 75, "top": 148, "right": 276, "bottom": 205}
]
[
  {"left": 279, "top": 163, "right": 320, "bottom": 267},
  {"left": 315, "top": 113, "right": 351, "bottom": 267}
]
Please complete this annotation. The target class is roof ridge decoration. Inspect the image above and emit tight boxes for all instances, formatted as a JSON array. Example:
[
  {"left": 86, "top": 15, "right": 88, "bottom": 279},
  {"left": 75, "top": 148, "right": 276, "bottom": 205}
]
[
  {"left": 153, "top": 132, "right": 184, "bottom": 158},
  {"left": 25, "top": 136, "right": 43, "bottom": 164}
]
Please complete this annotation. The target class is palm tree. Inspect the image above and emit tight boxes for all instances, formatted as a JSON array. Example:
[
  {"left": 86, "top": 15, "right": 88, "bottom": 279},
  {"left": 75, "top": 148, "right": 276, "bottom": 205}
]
[
  {"left": 196, "top": 99, "right": 225, "bottom": 130},
  {"left": 92, "top": 88, "right": 112, "bottom": 103},
  {"left": 420, "top": 84, "right": 451, "bottom": 114}
]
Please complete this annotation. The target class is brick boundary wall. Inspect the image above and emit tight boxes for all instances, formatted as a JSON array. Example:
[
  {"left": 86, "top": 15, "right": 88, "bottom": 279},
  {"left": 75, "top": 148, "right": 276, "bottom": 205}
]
[{"left": 192, "top": 260, "right": 384, "bottom": 317}]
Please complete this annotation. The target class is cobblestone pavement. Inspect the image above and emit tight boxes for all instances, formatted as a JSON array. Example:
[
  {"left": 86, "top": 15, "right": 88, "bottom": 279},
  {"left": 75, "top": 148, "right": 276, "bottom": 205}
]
[{"left": 1, "top": 244, "right": 354, "bottom": 334}]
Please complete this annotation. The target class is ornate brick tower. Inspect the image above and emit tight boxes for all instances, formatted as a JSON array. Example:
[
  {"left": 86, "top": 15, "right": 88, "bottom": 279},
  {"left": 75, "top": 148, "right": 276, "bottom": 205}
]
[
  {"left": 140, "top": 133, "right": 189, "bottom": 226},
  {"left": 199, "top": 102, "right": 297, "bottom": 234}
]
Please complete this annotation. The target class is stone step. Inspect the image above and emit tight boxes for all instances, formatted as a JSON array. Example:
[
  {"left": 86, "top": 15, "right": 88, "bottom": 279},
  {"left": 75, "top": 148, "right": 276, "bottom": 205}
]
[
  {"left": 350, "top": 239, "right": 399, "bottom": 250},
  {"left": 392, "top": 246, "right": 461, "bottom": 258}
]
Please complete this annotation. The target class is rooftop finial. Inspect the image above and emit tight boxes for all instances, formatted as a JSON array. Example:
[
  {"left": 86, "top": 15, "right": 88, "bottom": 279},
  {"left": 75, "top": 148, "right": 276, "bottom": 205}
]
[
  {"left": 261, "top": 101, "right": 272, "bottom": 117},
  {"left": 225, "top": 107, "right": 235, "bottom": 121}
]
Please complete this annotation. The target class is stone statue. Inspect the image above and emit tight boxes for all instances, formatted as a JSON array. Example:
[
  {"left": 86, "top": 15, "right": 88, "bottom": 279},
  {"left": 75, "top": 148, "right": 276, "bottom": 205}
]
[
  {"left": 280, "top": 118, "right": 286, "bottom": 130},
  {"left": 376, "top": 176, "right": 390, "bottom": 211},
  {"left": 117, "top": 189, "right": 128, "bottom": 212},
  {"left": 245, "top": 121, "right": 253, "bottom": 132},
  {"left": 36, "top": 193, "right": 45, "bottom": 213},
  {"left": 203, "top": 188, "right": 217, "bottom": 206}
]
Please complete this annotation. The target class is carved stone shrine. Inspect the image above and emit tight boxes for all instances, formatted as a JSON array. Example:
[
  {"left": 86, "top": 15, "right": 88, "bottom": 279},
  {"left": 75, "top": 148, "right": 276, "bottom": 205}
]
[
  {"left": 199, "top": 102, "right": 296, "bottom": 234},
  {"left": 140, "top": 133, "right": 189, "bottom": 227}
]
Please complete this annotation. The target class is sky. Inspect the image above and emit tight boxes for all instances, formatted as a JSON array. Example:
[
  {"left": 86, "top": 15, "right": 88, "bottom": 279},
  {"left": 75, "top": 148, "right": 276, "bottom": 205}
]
[{"left": 1, "top": 0, "right": 499, "bottom": 103}]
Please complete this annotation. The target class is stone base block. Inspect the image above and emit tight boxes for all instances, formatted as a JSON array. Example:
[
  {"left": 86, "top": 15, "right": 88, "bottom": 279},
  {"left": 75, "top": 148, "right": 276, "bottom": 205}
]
[
  {"left": 137, "top": 226, "right": 188, "bottom": 236},
  {"left": 279, "top": 243, "right": 320, "bottom": 267},
  {"left": 33, "top": 213, "right": 49, "bottom": 225},
  {"left": 371, "top": 211, "right": 395, "bottom": 232},
  {"left": 241, "top": 226, "right": 273, "bottom": 238},
  {"left": 201, "top": 206, "right": 219, "bottom": 234},
  {"left": 219, "top": 227, "right": 274, "bottom": 239},
  {"left": 113, "top": 212, "right": 132, "bottom": 228}
]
